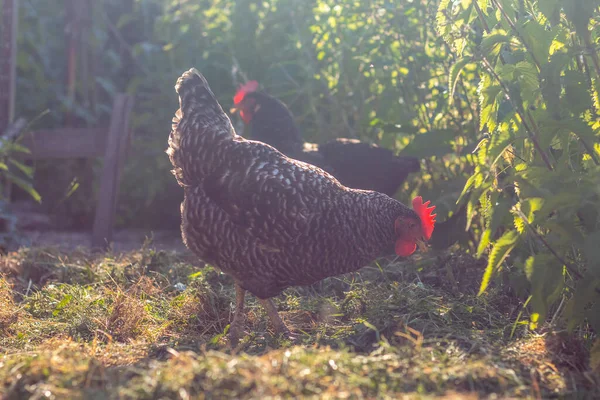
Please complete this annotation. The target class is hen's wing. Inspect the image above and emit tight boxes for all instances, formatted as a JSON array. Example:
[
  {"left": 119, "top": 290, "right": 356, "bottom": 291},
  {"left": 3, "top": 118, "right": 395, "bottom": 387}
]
[{"left": 203, "top": 139, "right": 345, "bottom": 245}]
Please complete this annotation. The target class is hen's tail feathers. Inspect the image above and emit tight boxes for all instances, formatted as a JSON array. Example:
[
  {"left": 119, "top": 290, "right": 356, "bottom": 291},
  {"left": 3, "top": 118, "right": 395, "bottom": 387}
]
[
  {"left": 167, "top": 68, "right": 234, "bottom": 186},
  {"left": 174, "top": 68, "right": 211, "bottom": 113}
]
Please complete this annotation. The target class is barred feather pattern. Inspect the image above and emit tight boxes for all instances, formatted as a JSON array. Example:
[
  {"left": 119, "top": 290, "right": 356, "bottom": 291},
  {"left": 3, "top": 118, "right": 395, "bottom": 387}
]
[{"left": 167, "top": 68, "right": 418, "bottom": 299}]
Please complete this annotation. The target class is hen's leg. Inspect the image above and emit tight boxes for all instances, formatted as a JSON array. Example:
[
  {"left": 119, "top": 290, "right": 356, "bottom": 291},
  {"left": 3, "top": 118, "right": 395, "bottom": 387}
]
[
  {"left": 228, "top": 284, "right": 246, "bottom": 347},
  {"left": 259, "top": 298, "right": 293, "bottom": 338}
]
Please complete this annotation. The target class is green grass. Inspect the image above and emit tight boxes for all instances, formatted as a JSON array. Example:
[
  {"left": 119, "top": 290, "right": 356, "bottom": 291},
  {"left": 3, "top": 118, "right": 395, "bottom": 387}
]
[{"left": 0, "top": 245, "right": 597, "bottom": 399}]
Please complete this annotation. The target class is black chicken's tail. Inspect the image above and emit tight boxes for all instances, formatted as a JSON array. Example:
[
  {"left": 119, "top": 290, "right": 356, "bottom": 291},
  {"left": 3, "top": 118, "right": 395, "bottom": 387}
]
[{"left": 167, "top": 68, "right": 235, "bottom": 186}]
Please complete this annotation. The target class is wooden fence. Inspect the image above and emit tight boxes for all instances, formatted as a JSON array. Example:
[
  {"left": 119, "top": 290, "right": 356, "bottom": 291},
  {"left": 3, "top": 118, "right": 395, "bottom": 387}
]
[
  {"left": 1, "top": 0, "right": 137, "bottom": 249},
  {"left": 17, "top": 95, "right": 135, "bottom": 248}
]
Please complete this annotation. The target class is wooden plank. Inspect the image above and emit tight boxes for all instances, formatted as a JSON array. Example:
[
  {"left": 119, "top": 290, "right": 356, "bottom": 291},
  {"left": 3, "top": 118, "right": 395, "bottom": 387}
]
[
  {"left": 92, "top": 94, "right": 134, "bottom": 249},
  {"left": 18, "top": 128, "right": 107, "bottom": 159},
  {"left": 0, "top": 0, "right": 19, "bottom": 133}
]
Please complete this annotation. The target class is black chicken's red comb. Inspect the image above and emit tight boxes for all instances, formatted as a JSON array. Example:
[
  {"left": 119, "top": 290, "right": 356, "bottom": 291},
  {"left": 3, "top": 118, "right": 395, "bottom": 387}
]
[
  {"left": 412, "top": 196, "right": 436, "bottom": 240},
  {"left": 233, "top": 80, "right": 259, "bottom": 104}
]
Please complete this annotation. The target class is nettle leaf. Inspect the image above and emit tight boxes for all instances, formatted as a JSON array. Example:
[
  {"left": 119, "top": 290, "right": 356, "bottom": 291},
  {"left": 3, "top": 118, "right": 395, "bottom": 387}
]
[
  {"left": 540, "top": 53, "right": 570, "bottom": 119},
  {"left": 564, "top": 276, "right": 600, "bottom": 332},
  {"left": 498, "top": 82, "right": 522, "bottom": 117},
  {"left": 479, "top": 74, "right": 503, "bottom": 108},
  {"left": 400, "top": 129, "right": 457, "bottom": 158},
  {"left": 555, "top": 119, "right": 600, "bottom": 161},
  {"left": 517, "top": 20, "right": 553, "bottom": 66},
  {"left": 592, "top": 78, "right": 600, "bottom": 117},
  {"left": 480, "top": 191, "right": 494, "bottom": 227},
  {"left": 521, "top": 197, "right": 545, "bottom": 224},
  {"left": 439, "top": 2, "right": 475, "bottom": 56},
  {"left": 466, "top": 195, "right": 476, "bottom": 232},
  {"left": 513, "top": 178, "right": 548, "bottom": 201},
  {"left": 466, "top": 183, "right": 490, "bottom": 231},
  {"left": 480, "top": 102, "right": 499, "bottom": 132},
  {"left": 538, "top": 191, "right": 581, "bottom": 219},
  {"left": 457, "top": 171, "right": 483, "bottom": 205},
  {"left": 564, "top": 70, "right": 593, "bottom": 115},
  {"left": 564, "top": 1, "right": 595, "bottom": 38},
  {"left": 466, "top": 1, "right": 479, "bottom": 25},
  {"left": 515, "top": 61, "right": 540, "bottom": 103},
  {"left": 471, "top": 137, "right": 489, "bottom": 158},
  {"left": 515, "top": 61, "right": 539, "bottom": 86},
  {"left": 545, "top": 220, "right": 586, "bottom": 253},
  {"left": 480, "top": 191, "right": 512, "bottom": 240},
  {"left": 538, "top": 0, "right": 561, "bottom": 25},
  {"left": 477, "top": 0, "right": 489, "bottom": 15},
  {"left": 480, "top": 30, "right": 510, "bottom": 60},
  {"left": 487, "top": 128, "right": 512, "bottom": 163},
  {"left": 477, "top": 141, "right": 489, "bottom": 165},
  {"left": 514, "top": 214, "right": 525, "bottom": 233},
  {"left": 477, "top": 228, "right": 492, "bottom": 257},
  {"left": 584, "top": 231, "right": 600, "bottom": 279},
  {"left": 479, "top": 76, "right": 503, "bottom": 132},
  {"left": 578, "top": 203, "right": 599, "bottom": 233},
  {"left": 496, "top": 97, "right": 515, "bottom": 124},
  {"left": 449, "top": 57, "right": 475, "bottom": 99},
  {"left": 525, "top": 254, "right": 564, "bottom": 329},
  {"left": 498, "top": 63, "right": 516, "bottom": 81},
  {"left": 435, "top": 0, "right": 453, "bottom": 40},
  {"left": 490, "top": 196, "right": 512, "bottom": 233},
  {"left": 479, "top": 229, "right": 520, "bottom": 295}
]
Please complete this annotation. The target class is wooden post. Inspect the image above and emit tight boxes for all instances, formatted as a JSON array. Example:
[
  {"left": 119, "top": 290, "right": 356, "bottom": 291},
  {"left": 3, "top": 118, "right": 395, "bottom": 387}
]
[
  {"left": 0, "top": 0, "right": 19, "bottom": 134},
  {"left": 65, "top": 0, "right": 92, "bottom": 127},
  {"left": 19, "top": 128, "right": 107, "bottom": 159},
  {"left": 17, "top": 94, "right": 134, "bottom": 249},
  {"left": 1, "top": 0, "right": 19, "bottom": 200},
  {"left": 91, "top": 94, "right": 134, "bottom": 249}
]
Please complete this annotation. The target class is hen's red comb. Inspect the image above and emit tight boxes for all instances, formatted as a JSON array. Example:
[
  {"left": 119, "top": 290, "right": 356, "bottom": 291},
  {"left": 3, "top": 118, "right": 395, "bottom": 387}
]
[
  {"left": 412, "top": 196, "right": 436, "bottom": 240},
  {"left": 233, "top": 80, "right": 259, "bottom": 104}
]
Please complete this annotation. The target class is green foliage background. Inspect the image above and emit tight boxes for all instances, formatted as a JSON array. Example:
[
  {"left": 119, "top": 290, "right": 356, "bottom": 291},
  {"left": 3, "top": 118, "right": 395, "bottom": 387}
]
[{"left": 7, "top": 0, "right": 600, "bottom": 333}]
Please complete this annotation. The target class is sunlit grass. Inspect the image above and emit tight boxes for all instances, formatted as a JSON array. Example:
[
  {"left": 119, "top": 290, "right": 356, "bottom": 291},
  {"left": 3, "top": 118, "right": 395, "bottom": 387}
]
[{"left": 0, "top": 246, "right": 597, "bottom": 398}]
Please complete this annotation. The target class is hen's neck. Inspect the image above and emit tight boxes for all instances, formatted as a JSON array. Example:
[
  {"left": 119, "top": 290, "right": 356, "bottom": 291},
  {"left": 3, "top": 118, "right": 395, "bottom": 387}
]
[{"left": 340, "top": 191, "right": 411, "bottom": 255}]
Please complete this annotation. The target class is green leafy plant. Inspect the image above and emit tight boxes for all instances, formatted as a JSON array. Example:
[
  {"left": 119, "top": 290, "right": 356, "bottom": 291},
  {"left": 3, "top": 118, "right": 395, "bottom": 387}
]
[
  {"left": 0, "top": 134, "right": 40, "bottom": 204},
  {"left": 14, "top": 0, "right": 479, "bottom": 228},
  {"left": 438, "top": 0, "right": 600, "bottom": 333},
  {"left": 0, "top": 120, "right": 41, "bottom": 248}
]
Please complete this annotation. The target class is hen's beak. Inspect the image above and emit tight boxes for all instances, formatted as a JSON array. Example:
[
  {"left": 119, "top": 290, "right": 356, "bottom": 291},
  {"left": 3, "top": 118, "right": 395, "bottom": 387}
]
[
  {"left": 416, "top": 238, "right": 428, "bottom": 253},
  {"left": 230, "top": 106, "right": 239, "bottom": 114}
]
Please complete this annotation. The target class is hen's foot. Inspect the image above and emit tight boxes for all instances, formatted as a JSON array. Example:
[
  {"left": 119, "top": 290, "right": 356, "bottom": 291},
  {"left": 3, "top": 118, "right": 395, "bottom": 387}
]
[
  {"left": 228, "top": 284, "right": 246, "bottom": 348},
  {"left": 259, "top": 298, "right": 297, "bottom": 342},
  {"left": 228, "top": 320, "right": 245, "bottom": 348},
  {"left": 277, "top": 329, "right": 299, "bottom": 343}
]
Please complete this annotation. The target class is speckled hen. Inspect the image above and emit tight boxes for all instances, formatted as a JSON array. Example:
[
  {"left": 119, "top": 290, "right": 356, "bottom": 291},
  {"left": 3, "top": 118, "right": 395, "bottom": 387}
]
[{"left": 167, "top": 69, "right": 436, "bottom": 345}]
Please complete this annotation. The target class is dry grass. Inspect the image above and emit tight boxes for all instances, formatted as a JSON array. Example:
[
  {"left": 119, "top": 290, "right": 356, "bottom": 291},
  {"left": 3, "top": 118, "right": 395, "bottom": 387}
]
[
  {"left": 0, "top": 245, "right": 598, "bottom": 399},
  {"left": 0, "top": 276, "right": 19, "bottom": 335}
]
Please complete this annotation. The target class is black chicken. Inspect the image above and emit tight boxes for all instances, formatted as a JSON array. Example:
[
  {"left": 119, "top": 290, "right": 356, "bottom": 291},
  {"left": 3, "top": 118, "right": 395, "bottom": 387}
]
[{"left": 230, "top": 81, "right": 421, "bottom": 197}]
